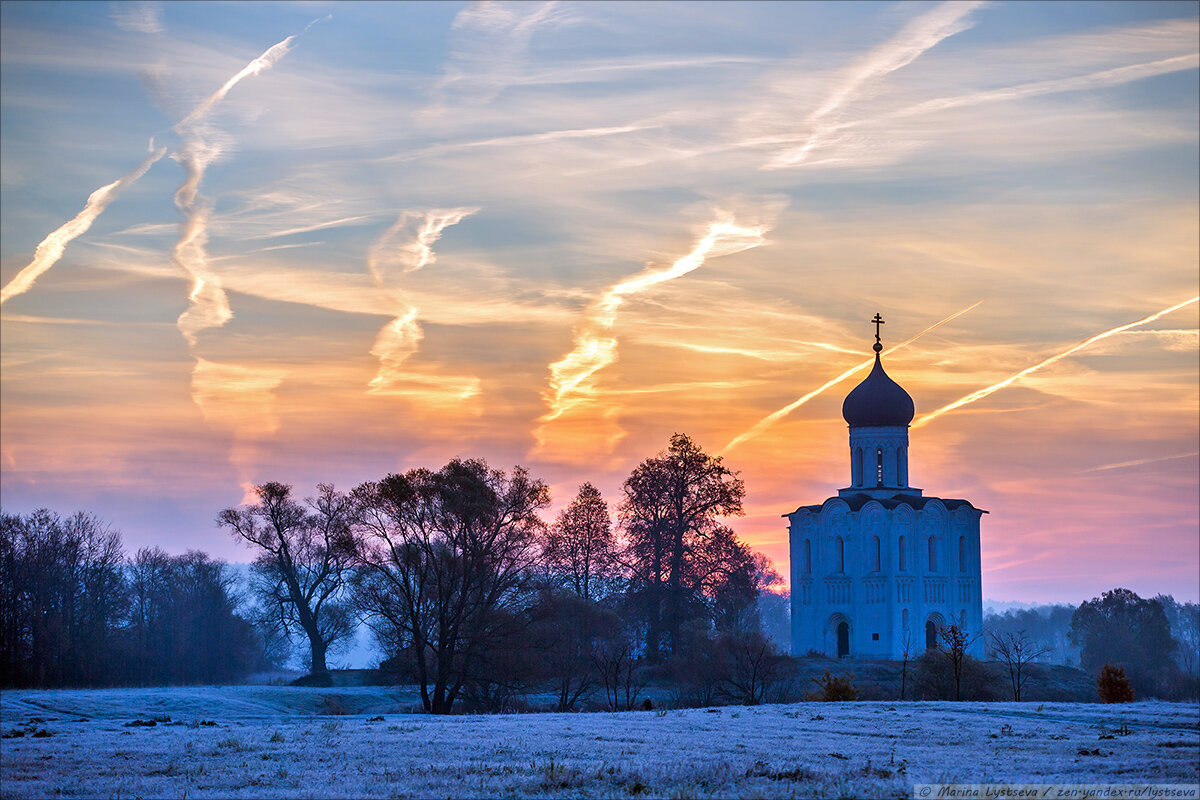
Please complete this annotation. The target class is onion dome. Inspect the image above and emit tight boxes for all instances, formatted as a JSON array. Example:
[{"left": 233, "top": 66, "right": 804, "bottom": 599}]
[{"left": 841, "top": 314, "right": 914, "bottom": 427}]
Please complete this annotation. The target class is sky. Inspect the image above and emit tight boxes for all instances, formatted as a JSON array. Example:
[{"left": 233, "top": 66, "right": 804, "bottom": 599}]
[{"left": 1, "top": 0, "right": 1197, "bottom": 605}]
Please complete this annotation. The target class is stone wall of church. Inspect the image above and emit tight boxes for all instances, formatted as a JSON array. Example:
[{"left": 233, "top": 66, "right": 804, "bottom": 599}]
[{"left": 788, "top": 498, "right": 984, "bottom": 661}]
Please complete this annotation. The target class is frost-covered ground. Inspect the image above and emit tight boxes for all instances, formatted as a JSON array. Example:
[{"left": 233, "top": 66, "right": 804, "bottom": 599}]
[{"left": 2, "top": 687, "right": 1197, "bottom": 798}]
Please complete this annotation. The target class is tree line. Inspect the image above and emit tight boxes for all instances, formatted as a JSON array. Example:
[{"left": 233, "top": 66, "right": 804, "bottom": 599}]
[
  {"left": 220, "top": 433, "right": 784, "bottom": 713},
  {"left": 0, "top": 509, "right": 269, "bottom": 687},
  {"left": 982, "top": 591, "right": 1198, "bottom": 700},
  {"left": 4, "top": 431, "right": 1194, "bottom": 709}
]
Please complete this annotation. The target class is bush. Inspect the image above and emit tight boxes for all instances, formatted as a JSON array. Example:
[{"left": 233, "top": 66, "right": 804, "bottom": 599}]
[
  {"left": 808, "top": 670, "right": 857, "bottom": 701},
  {"left": 1097, "top": 664, "right": 1134, "bottom": 703}
]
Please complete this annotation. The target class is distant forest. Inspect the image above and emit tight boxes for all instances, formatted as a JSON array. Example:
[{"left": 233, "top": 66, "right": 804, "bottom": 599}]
[{"left": 3, "top": 434, "right": 1197, "bottom": 709}]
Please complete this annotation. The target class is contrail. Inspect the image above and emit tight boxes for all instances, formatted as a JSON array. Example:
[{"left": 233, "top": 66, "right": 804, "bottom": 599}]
[
  {"left": 1, "top": 144, "right": 166, "bottom": 305},
  {"left": 365, "top": 208, "right": 479, "bottom": 395},
  {"left": 912, "top": 296, "right": 1199, "bottom": 429},
  {"left": 720, "top": 301, "right": 983, "bottom": 454},
  {"left": 541, "top": 213, "right": 773, "bottom": 423},
  {"left": 171, "top": 33, "right": 299, "bottom": 347},
  {"left": 767, "top": 0, "right": 984, "bottom": 169},
  {"left": 174, "top": 36, "right": 297, "bottom": 131},
  {"left": 836, "top": 53, "right": 1200, "bottom": 136},
  {"left": 1080, "top": 452, "right": 1199, "bottom": 474}
]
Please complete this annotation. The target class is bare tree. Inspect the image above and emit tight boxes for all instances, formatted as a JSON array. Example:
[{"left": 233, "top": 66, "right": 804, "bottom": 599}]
[
  {"left": 899, "top": 629, "right": 914, "bottom": 700},
  {"left": 718, "top": 630, "right": 782, "bottom": 705},
  {"left": 351, "top": 459, "right": 549, "bottom": 714},
  {"left": 218, "top": 482, "right": 356, "bottom": 681},
  {"left": 938, "top": 623, "right": 981, "bottom": 701},
  {"left": 544, "top": 483, "right": 618, "bottom": 601},
  {"left": 989, "top": 629, "right": 1050, "bottom": 701},
  {"left": 593, "top": 638, "right": 644, "bottom": 711}
]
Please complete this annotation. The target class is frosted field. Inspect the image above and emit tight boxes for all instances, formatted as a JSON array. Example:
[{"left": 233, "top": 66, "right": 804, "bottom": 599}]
[{"left": 2, "top": 687, "right": 1197, "bottom": 798}]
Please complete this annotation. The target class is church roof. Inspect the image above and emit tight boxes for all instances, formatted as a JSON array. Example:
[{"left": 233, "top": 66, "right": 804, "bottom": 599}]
[
  {"left": 787, "top": 493, "right": 987, "bottom": 516},
  {"left": 841, "top": 353, "right": 914, "bottom": 428}
]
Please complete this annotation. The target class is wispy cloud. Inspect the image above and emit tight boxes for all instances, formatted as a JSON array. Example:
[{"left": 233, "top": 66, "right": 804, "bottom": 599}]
[
  {"left": 1080, "top": 452, "right": 1199, "bottom": 474},
  {"left": 858, "top": 54, "right": 1200, "bottom": 128},
  {"left": 365, "top": 208, "right": 481, "bottom": 398},
  {"left": 913, "top": 297, "right": 1200, "bottom": 429},
  {"left": 720, "top": 302, "right": 984, "bottom": 454},
  {"left": 765, "top": 0, "right": 985, "bottom": 169},
  {"left": 0, "top": 144, "right": 166, "bottom": 305},
  {"left": 437, "top": 0, "right": 567, "bottom": 104},
  {"left": 110, "top": 2, "right": 163, "bottom": 34}
]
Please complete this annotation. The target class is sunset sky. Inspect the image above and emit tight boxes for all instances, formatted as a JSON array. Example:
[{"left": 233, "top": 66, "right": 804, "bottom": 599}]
[{"left": 2, "top": 0, "right": 1197, "bottom": 604}]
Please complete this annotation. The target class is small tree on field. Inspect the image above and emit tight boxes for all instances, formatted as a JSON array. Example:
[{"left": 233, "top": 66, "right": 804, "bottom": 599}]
[
  {"left": 716, "top": 630, "right": 783, "bottom": 706},
  {"left": 938, "top": 624, "right": 980, "bottom": 701},
  {"left": 1097, "top": 664, "right": 1134, "bottom": 703},
  {"left": 899, "top": 629, "right": 914, "bottom": 700},
  {"left": 989, "top": 629, "right": 1050, "bottom": 701},
  {"left": 593, "top": 638, "right": 644, "bottom": 711}
]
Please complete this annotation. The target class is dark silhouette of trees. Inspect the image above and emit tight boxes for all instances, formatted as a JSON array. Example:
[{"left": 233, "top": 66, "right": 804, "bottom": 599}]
[
  {"left": 989, "top": 629, "right": 1050, "bottom": 701},
  {"left": 1155, "top": 595, "right": 1199, "bottom": 678},
  {"left": 1070, "top": 588, "right": 1178, "bottom": 697},
  {"left": 527, "top": 590, "right": 622, "bottom": 711},
  {"left": 619, "top": 433, "right": 745, "bottom": 662},
  {"left": 125, "top": 548, "right": 266, "bottom": 685},
  {"left": 0, "top": 509, "right": 125, "bottom": 687},
  {"left": 351, "top": 459, "right": 550, "bottom": 714},
  {"left": 1, "top": 509, "right": 268, "bottom": 688},
  {"left": 218, "top": 482, "right": 356, "bottom": 682},
  {"left": 543, "top": 483, "right": 619, "bottom": 601}
]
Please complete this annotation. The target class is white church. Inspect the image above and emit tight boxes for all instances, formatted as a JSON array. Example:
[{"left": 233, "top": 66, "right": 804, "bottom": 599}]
[{"left": 787, "top": 315, "right": 985, "bottom": 659}]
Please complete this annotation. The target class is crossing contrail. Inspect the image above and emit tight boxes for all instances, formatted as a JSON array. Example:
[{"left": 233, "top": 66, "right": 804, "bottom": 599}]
[
  {"left": 720, "top": 301, "right": 983, "bottom": 454},
  {"left": 766, "top": 0, "right": 983, "bottom": 169},
  {"left": 0, "top": 144, "right": 166, "bottom": 305},
  {"left": 172, "top": 33, "right": 298, "bottom": 347},
  {"left": 541, "top": 213, "right": 773, "bottom": 423},
  {"left": 912, "top": 296, "right": 1199, "bottom": 429}
]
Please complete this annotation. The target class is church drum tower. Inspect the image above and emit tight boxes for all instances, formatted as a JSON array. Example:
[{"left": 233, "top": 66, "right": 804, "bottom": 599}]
[{"left": 786, "top": 315, "right": 985, "bottom": 660}]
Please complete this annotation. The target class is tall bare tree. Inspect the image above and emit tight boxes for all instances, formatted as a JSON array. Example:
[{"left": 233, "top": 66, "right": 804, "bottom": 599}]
[
  {"left": 544, "top": 483, "right": 618, "bottom": 601},
  {"left": 351, "top": 459, "right": 549, "bottom": 713},
  {"left": 989, "top": 629, "right": 1050, "bottom": 701},
  {"left": 218, "top": 482, "right": 356, "bottom": 681},
  {"left": 620, "top": 433, "right": 745, "bottom": 662}
]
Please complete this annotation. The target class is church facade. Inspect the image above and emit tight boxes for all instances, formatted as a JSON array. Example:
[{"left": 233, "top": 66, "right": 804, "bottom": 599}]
[{"left": 787, "top": 317, "right": 985, "bottom": 659}]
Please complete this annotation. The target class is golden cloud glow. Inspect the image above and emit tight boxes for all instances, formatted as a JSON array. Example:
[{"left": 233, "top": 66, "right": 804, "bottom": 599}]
[{"left": 721, "top": 301, "right": 983, "bottom": 454}]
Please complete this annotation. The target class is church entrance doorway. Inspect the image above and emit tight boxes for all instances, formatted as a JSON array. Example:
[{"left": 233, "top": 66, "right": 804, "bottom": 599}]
[
  {"left": 926, "top": 620, "right": 937, "bottom": 650},
  {"left": 837, "top": 621, "right": 850, "bottom": 658}
]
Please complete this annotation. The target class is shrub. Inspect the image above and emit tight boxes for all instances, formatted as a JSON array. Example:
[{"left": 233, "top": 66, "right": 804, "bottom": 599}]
[
  {"left": 1097, "top": 664, "right": 1134, "bottom": 703},
  {"left": 808, "top": 670, "right": 857, "bottom": 701}
]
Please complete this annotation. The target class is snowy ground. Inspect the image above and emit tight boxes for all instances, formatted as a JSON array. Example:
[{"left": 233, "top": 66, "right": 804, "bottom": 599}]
[{"left": 2, "top": 687, "right": 1197, "bottom": 798}]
